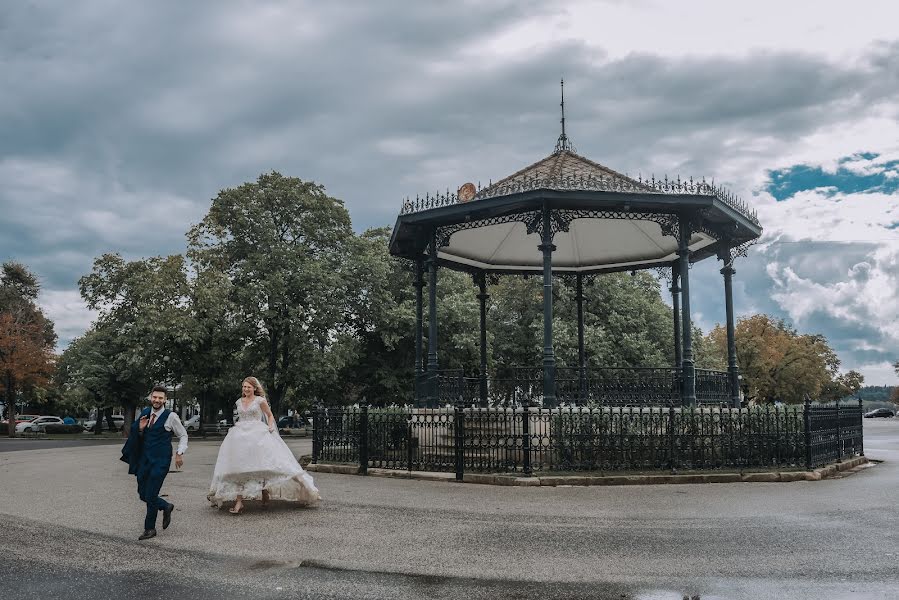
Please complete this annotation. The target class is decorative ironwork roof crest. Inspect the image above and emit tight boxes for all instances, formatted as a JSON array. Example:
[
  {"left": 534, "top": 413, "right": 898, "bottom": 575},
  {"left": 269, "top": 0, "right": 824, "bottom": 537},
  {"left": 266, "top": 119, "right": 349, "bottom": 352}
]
[{"left": 397, "top": 82, "right": 761, "bottom": 228}]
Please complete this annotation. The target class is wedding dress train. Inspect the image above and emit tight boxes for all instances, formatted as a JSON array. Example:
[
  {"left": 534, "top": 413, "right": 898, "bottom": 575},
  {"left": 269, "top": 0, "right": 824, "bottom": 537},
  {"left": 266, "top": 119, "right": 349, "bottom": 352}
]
[{"left": 207, "top": 396, "right": 320, "bottom": 507}]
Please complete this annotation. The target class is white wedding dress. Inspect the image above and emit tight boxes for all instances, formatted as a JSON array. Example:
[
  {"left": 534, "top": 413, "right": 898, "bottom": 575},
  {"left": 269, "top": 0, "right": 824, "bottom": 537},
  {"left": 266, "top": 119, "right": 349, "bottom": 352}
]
[{"left": 207, "top": 396, "right": 320, "bottom": 507}]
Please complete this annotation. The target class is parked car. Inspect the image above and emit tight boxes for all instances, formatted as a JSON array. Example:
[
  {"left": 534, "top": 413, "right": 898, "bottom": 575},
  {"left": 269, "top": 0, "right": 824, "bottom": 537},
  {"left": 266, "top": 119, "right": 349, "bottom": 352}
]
[
  {"left": 184, "top": 415, "right": 201, "bottom": 431},
  {"left": 277, "top": 416, "right": 297, "bottom": 428},
  {"left": 864, "top": 408, "right": 895, "bottom": 418},
  {"left": 8, "top": 414, "right": 40, "bottom": 425},
  {"left": 16, "top": 416, "right": 65, "bottom": 433},
  {"left": 82, "top": 415, "right": 126, "bottom": 431}
]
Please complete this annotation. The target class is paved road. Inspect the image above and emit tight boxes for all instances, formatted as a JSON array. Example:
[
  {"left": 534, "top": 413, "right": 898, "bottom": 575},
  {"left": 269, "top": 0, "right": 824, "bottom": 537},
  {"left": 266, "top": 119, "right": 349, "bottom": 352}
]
[
  {"left": 0, "top": 523, "right": 637, "bottom": 600},
  {"left": 0, "top": 436, "right": 123, "bottom": 452},
  {"left": 1, "top": 420, "right": 897, "bottom": 599}
]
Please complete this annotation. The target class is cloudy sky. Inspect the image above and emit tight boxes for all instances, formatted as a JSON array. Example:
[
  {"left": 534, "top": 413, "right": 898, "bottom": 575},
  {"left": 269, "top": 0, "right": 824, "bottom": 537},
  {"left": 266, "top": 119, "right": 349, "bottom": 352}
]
[{"left": 3, "top": 1, "right": 898, "bottom": 385}]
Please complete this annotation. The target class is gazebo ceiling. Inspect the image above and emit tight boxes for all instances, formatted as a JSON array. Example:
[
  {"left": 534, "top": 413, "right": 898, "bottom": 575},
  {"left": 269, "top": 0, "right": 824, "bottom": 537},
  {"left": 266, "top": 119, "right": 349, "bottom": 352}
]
[
  {"left": 389, "top": 148, "right": 762, "bottom": 274},
  {"left": 439, "top": 218, "right": 716, "bottom": 274}
]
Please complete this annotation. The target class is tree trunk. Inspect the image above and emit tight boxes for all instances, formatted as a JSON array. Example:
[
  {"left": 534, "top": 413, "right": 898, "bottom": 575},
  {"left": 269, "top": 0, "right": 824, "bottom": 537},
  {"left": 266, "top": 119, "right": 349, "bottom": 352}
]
[
  {"left": 104, "top": 407, "right": 116, "bottom": 432},
  {"left": 93, "top": 403, "right": 103, "bottom": 435},
  {"left": 123, "top": 404, "right": 136, "bottom": 439},
  {"left": 268, "top": 327, "right": 280, "bottom": 416},
  {"left": 222, "top": 393, "right": 233, "bottom": 425},
  {"left": 5, "top": 373, "right": 16, "bottom": 438}
]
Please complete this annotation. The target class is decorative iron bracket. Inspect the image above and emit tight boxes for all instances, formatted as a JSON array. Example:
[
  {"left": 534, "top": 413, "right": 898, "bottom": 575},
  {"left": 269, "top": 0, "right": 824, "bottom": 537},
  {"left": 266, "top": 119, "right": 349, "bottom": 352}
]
[{"left": 436, "top": 212, "right": 538, "bottom": 248}]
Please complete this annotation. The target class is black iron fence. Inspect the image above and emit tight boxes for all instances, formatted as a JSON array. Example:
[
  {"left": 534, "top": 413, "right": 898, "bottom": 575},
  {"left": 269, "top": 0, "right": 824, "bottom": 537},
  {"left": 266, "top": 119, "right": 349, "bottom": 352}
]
[
  {"left": 806, "top": 400, "right": 865, "bottom": 468},
  {"left": 695, "top": 369, "right": 731, "bottom": 403},
  {"left": 312, "top": 399, "right": 863, "bottom": 477},
  {"left": 425, "top": 366, "right": 731, "bottom": 406}
]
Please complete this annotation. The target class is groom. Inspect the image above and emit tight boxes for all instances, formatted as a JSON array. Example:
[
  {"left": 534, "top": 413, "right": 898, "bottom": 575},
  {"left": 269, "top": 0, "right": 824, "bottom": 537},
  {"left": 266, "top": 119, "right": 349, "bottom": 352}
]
[{"left": 121, "top": 385, "right": 189, "bottom": 540}]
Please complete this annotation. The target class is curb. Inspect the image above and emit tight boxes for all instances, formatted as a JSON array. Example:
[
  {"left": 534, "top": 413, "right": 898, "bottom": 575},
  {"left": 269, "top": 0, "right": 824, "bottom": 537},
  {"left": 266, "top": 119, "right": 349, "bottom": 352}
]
[{"left": 306, "top": 456, "right": 870, "bottom": 486}]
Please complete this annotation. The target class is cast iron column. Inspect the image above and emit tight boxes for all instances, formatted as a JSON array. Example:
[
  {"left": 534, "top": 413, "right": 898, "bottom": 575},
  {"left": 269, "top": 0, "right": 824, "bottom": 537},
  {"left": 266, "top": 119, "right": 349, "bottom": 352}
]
[
  {"left": 720, "top": 248, "right": 741, "bottom": 408},
  {"left": 476, "top": 272, "right": 489, "bottom": 406},
  {"left": 413, "top": 256, "right": 425, "bottom": 406},
  {"left": 677, "top": 217, "right": 696, "bottom": 406},
  {"left": 671, "top": 262, "right": 682, "bottom": 369},
  {"left": 539, "top": 206, "right": 557, "bottom": 407},
  {"left": 427, "top": 231, "right": 439, "bottom": 407},
  {"left": 576, "top": 273, "right": 587, "bottom": 401}
]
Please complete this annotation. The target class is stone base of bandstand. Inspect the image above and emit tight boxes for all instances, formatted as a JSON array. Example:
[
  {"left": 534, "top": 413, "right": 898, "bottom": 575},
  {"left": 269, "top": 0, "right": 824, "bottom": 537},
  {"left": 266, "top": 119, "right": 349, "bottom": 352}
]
[
  {"left": 308, "top": 454, "right": 870, "bottom": 486},
  {"left": 405, "top": 406, "right": 551, "bottom": 467}
]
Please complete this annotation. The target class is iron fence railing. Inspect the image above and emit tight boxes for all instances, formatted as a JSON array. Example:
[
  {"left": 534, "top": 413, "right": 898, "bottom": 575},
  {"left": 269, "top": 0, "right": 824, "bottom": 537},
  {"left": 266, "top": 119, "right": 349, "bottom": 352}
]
[
  {"left": 556, "top": 367, "right": 681, "bottom": 405},
  {"left": 806, "top": 401, "right": 865, "bottom": 468},
  {"left": 695, "top": 369, "right": 730, "bottom": 404},
  {"left": 427, "top": 366, "right": 713, "bottom": 406},
  {"left": 313, "top": 399, "right": 863, "bottom": 476}
]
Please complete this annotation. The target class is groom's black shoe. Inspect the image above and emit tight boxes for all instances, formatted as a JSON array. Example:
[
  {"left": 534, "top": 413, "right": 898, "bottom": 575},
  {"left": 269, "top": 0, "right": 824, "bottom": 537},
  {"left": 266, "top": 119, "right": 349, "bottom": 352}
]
[
  {"left": 162, "top": 503, "right": 174, "bottom": 530},
  {"left": 138, "top": 529, "right": 157, "bottom": 541}
]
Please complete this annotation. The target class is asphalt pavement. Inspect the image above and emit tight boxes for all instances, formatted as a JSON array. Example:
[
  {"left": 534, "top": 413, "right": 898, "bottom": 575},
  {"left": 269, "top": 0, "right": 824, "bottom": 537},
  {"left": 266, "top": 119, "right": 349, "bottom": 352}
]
[
  {"left": 0, "top": 436, "right": 122, "bottom": 452},
  {"left": 1, "top": 420, "right": 897, "bottom": 599}
]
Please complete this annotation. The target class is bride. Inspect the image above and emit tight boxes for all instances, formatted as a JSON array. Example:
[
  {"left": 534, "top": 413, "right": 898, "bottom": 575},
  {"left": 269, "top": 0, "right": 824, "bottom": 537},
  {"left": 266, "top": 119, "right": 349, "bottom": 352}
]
[{"left": 207, "top": 376, "right": 321, "bottom": 513}]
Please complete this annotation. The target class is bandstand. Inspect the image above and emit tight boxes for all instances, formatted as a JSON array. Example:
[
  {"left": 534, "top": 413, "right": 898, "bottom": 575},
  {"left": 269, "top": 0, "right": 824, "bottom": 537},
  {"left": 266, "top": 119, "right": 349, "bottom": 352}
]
[
  {"left": 389, "top": 98, "right": 762, "bottom": 409},
  {"left": 313, "top": 94, "right": 863, "bottom": 479}
]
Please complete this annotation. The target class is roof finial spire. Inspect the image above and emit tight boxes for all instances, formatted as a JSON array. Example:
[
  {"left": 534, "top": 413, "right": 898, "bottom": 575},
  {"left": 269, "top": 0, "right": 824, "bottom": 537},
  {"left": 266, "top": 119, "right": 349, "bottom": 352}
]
[{"left": 554, "top": 78, "right": 574, "bottom": 154}]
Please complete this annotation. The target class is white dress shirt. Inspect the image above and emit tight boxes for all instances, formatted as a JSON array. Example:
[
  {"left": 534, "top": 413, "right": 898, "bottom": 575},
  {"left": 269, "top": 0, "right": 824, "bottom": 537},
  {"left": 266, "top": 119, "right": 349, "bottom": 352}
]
[{"left": 147, "top": 407, "right": 189, "bottom": 455}]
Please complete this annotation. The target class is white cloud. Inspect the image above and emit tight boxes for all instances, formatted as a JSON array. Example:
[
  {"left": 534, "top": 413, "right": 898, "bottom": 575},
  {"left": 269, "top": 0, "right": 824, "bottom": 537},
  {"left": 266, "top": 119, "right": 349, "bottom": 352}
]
[
  {"left": 3, "top": 0, "right": 899, "bottom": 388},
  {"left": 853, "top": 361, "right": 899, "bottom": 389},
  {"left": 377, "top": 137, "right": 428, "bottom": 158},
  {"left": 751, "top": 189, "right": 899, "bottom": 383},
  {"left": 498, "top": 0, "right": 899, "bottom": 63},
  {"left": 38, "top": 289, "right": 96, "bottom": 350}
]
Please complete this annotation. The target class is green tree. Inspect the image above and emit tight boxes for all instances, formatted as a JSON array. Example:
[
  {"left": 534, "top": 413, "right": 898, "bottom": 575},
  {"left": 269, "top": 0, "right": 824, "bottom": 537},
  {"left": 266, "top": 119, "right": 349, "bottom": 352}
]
[
  {"left": 820, "top": 369, "right": 864, "bottom": 402},
  {"left": 56, "top": 324, "right": 150, "bottom": 433},
  {"left": 78, "top": 253, "right": 192, "bottom": 431},
  {"left": 187, "top": 172, "right": 356, "bottom": 414},
  {"left": 177, "top": 264, "right": 245, "bottom": 426},
  {"left": 326, "top": 228, "right": 414, "bottom": 405},
  {"left": 489, "top": 272, "right": 675, "bottom": 371},
  {"left": 326, "top": 227, "right": 482, "bottom": 405}
]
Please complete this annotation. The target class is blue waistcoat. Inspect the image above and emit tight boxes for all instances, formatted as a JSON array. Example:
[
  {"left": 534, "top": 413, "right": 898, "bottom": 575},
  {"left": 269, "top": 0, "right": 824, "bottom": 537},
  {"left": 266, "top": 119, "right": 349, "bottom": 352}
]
[{"left": 121, "top": 408, "right": 172, "bottom": 479}]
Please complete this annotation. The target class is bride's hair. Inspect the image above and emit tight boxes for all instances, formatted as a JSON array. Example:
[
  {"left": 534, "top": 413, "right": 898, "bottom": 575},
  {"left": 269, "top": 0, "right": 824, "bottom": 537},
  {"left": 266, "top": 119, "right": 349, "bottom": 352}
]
[{"left": 242, "top": 376, "right": 266, "bottom": 398}]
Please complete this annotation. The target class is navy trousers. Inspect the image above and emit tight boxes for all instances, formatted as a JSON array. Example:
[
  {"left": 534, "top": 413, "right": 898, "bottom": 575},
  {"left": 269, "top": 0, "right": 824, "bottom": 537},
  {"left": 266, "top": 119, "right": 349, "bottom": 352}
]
[{"left": 137, "top": 472, "right": 171, "bottom": 531}]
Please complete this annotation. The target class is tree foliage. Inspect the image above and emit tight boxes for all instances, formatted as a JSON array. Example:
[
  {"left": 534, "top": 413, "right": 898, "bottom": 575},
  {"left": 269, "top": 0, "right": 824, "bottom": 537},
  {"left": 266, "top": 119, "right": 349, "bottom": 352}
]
[
  {"left": 0, "top": 262, "right": 56, "bottom": 436},
  {"left": 187, "top": 172, "right": 356, "bottom": 414},
  {"left": 705, "top": 314, "right": 861, "bottom": 404},
  {"left": 75, "top": 253, "right": 193, "bottom": 432},
  {"left": 488, "top": 272, "right": 675, "bottom": 371}
]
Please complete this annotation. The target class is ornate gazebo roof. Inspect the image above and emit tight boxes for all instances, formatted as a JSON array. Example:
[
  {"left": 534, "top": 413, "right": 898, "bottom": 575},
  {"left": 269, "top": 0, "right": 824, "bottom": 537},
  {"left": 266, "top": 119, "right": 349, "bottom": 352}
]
[
  {"left": 390, "top": 85, "right": 761, "bottom": 410},
  {"left": 389, "top": 145, "right": 762, "bottom": 274},
  {"left": 474, "top": 149, "right": 652, "bottom": 199}
]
